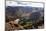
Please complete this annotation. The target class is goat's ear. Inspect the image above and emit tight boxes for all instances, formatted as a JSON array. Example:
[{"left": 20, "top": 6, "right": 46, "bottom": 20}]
[
  {"left": 14, "top": 19, "right": 20, "bottom": 24},
  {"left": 15, "top": 19, "right": 20, "bottom": 21}
]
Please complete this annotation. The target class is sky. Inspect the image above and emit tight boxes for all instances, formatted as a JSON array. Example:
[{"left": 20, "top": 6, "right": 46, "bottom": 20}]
[{"left": 6, "top": 1, "right": 44, "bottom": 8}]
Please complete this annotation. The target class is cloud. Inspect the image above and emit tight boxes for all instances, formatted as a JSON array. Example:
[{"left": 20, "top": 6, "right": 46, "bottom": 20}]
[{"left": 6, "top": 1, "right": 43, "bottom": 8}]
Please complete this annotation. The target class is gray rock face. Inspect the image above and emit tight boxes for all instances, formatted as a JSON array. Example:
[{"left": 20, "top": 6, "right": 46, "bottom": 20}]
[{"left": 6, "top": 6, "right": 44, "bottom": 29}]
